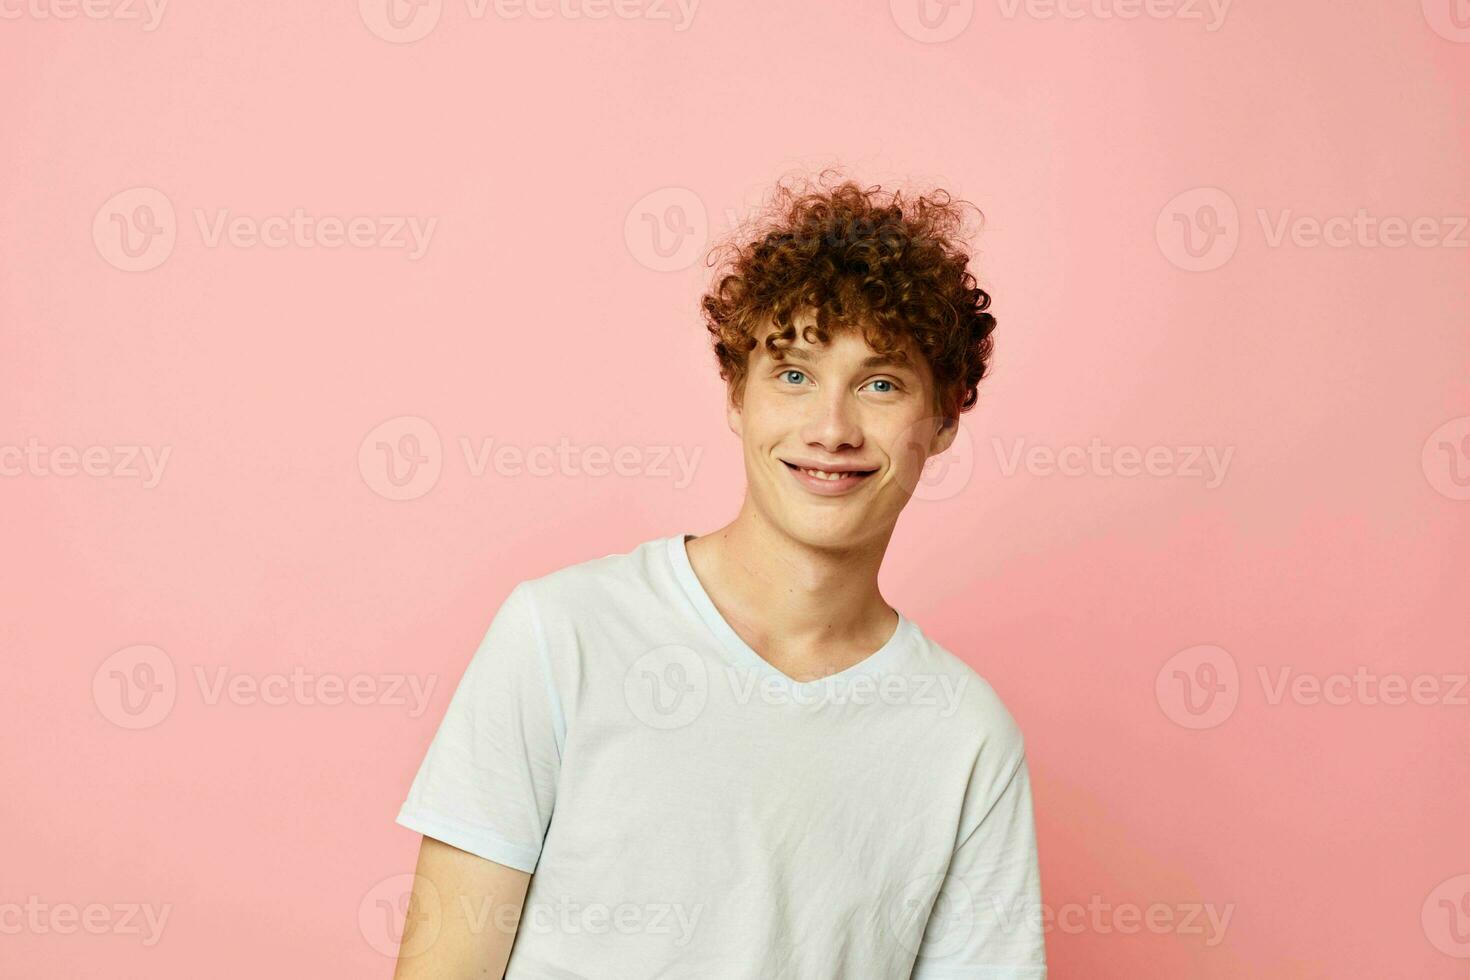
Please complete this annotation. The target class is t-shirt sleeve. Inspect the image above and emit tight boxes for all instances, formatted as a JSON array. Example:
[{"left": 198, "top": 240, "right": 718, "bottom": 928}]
[
  {"left": 395, "top": 581, "right": 563, "bottom": 874},
  {"left": 910, "top": 744, "right": 1047, "bottom": 979}
]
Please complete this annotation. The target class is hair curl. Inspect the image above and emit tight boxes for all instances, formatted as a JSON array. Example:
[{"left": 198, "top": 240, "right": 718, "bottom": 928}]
[{"left": 700, "top": 171, "right": 996, "bottom": 420}]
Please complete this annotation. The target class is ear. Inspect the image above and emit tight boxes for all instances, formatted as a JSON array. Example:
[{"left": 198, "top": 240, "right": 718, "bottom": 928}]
[
  {"left": 929, "top": 415, "right": 959, "bottom": 457},
  {"left": 726, "top": 384, "right": 744, "bottom": 437}
]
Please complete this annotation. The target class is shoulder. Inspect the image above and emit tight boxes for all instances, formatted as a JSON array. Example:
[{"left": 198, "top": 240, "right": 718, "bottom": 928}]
[
  {"left": 904, "top": 621, "right": 1028, "bottom": 761},
  {"left": 511, "top": 535, "right": 670, "bottom": 622},
  {"left": 903, "top": 624, "right": 1036, "bottom": 826}
]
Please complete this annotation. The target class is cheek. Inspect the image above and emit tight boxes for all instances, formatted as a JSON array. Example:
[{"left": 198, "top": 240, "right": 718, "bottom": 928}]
[{"left": 737, "top": 394, "right": 784, "bottom": 443}]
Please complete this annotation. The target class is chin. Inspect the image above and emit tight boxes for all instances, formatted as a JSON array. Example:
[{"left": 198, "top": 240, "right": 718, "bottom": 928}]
[{"left": 772, "top": 507, "right": 882, "bottom": 553}]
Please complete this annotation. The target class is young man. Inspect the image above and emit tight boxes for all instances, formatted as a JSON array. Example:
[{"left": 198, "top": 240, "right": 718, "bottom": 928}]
[{"left": 393, "top": 176, "right": 1046, "bottom": 978}]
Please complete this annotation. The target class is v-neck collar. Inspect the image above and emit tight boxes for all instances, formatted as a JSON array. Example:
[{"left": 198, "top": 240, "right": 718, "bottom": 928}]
[{"left": 665, "top": 533, "right": 916, "bottom": 691}]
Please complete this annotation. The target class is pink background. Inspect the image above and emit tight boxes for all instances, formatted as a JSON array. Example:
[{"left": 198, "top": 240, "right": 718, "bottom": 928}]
[{"left": 4, "top": 0, "right": 1469, "bottom": 976}]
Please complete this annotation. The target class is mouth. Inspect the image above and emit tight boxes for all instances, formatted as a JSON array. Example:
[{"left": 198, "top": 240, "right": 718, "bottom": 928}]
[{"left": 780, "top": 459, "right": 879, "bottom": 496}]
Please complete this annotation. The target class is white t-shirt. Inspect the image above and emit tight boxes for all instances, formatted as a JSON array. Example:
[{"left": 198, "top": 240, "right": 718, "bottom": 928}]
[{"left": 397, "top": 534, "right": 1046, "bottom": 978}]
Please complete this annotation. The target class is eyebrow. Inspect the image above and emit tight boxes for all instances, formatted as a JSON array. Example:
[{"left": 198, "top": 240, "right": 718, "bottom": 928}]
[{"left": 780, "top": 348, "right": 914, "bottom": 372}]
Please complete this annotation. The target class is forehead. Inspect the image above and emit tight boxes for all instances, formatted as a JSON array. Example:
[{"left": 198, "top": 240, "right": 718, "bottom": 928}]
[{"left": 757, "top": 320, "right": 920, "bottom": 372}]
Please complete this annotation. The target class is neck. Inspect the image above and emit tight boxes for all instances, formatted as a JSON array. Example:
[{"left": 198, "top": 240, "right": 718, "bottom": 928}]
[{"left": 686, "top": 500, "right": 898, "bottom": 674}]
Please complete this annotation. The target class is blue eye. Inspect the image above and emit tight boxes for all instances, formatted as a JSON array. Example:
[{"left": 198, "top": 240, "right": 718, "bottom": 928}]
[
  {"left": 865, "top": 378, "right": 900, "bottom": 394},
  {"left": 779, "top": 369, "right": 807, "bottom": 385}
]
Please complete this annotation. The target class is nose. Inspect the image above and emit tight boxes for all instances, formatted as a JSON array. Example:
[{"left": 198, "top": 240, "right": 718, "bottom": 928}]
[{"left": 799, "top": 386, "right": 864, "bottom": 455}]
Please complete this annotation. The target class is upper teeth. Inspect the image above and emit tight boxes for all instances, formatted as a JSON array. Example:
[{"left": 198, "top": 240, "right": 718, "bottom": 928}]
[{"left": 802, "top": 468, "right": 848, "bottom": 480}]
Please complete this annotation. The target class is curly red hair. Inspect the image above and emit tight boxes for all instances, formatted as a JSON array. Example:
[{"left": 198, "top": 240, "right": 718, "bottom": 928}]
[{"left": 700, "top": 171, "right": 996, "bottom": 420}]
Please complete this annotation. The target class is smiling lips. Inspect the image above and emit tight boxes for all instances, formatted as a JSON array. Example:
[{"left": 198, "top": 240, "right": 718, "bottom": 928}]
[{"left": 780, "top": 459, "right": 879, "bottom": 496}]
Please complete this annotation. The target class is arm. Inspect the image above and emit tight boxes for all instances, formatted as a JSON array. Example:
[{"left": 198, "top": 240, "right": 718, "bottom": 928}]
[
  {"left": 393, "top": 835, "right": 531, "bottom": 980},
  {"left": 911, "top": 752, "right": 1047, "bottom": 978},
  {"left": 393, "top": 582, "right": 562, "bottom": 975}
]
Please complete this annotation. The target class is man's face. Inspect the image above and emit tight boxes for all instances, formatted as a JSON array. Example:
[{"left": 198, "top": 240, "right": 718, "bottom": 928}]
[{"left": 728, "top": 313, "right": 957, "bottom": 551}]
